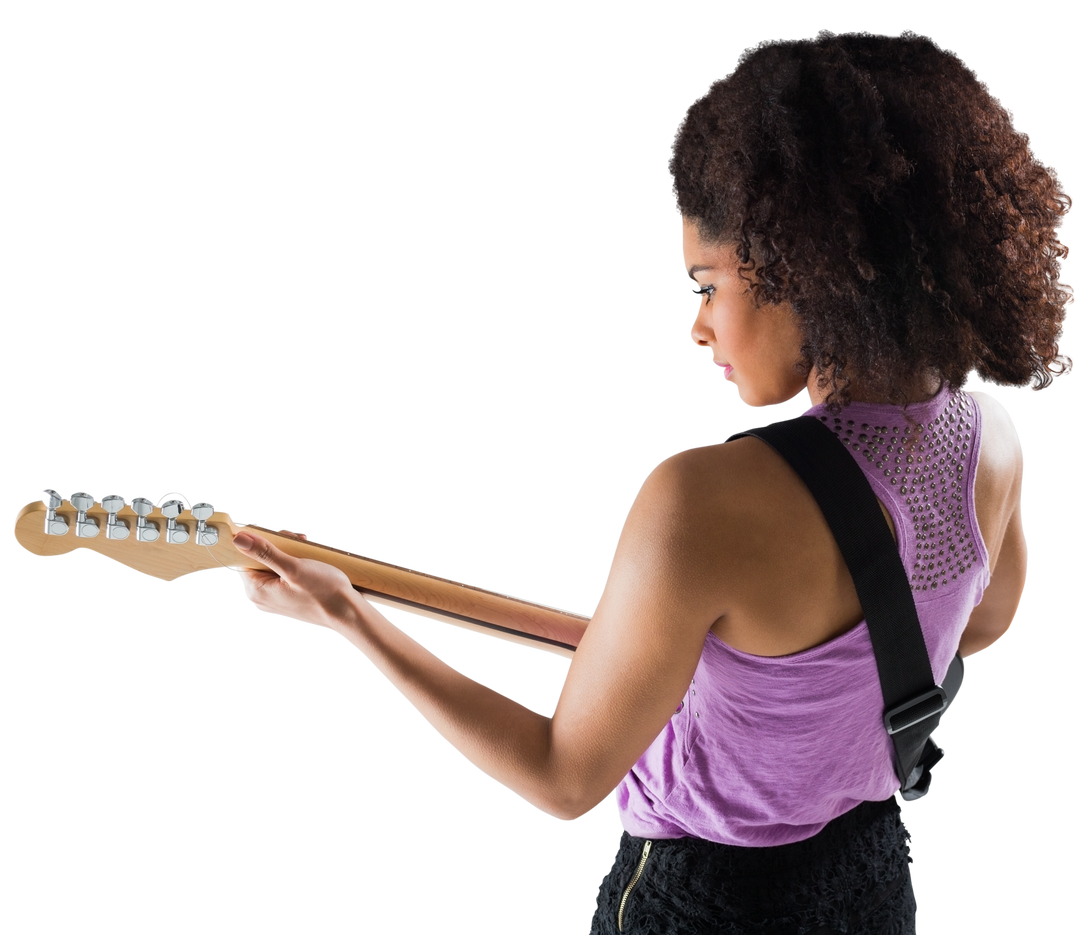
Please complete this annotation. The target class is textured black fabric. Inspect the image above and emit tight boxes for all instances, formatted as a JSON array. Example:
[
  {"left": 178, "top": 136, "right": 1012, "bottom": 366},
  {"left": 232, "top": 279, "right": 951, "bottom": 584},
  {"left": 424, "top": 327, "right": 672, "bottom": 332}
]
[{"left": 590, "top": 798, "right": 915, "bottom": 935}]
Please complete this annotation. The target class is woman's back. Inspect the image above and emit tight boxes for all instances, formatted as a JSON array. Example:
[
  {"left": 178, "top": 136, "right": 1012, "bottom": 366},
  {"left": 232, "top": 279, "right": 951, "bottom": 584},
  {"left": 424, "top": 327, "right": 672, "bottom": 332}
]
[
  {"left": 619, "top": 385, "right": 1019, "bottom": 846},
  {"left": 671, "top": 387, "right": 1023, "bottom": 661}
]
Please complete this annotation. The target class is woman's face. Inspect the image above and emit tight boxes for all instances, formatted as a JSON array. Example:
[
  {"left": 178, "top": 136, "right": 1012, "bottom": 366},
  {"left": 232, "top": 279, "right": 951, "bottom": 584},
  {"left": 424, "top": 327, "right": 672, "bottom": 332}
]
[{"left": 684, "top": 220, "right": 807, "bottom": 407}]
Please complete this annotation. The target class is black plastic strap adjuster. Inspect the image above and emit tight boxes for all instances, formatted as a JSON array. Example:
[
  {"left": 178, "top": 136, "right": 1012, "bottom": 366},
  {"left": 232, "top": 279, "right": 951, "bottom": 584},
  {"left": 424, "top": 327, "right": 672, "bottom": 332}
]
[{"left": 884, "top": 687, "right": 948, "bottom": 736}]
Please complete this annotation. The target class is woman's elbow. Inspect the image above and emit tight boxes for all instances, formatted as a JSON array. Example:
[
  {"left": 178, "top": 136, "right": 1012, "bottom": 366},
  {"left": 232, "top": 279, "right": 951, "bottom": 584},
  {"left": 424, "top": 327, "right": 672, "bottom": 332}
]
[{"left": 552, "top": 790, "right": 613, "bottom": 820}]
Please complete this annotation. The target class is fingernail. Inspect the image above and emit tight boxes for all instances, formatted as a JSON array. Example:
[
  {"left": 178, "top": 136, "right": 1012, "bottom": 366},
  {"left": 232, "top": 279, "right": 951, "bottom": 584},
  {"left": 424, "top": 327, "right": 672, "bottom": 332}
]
[{"left": 234, "top": 533, "right": 253, "bottom": 550}]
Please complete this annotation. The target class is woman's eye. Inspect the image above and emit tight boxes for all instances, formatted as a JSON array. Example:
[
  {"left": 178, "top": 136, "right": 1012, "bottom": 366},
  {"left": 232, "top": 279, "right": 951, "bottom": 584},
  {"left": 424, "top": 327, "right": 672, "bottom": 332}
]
[{"left": 692, "top": 285, "right": 715, "bottom": 300}]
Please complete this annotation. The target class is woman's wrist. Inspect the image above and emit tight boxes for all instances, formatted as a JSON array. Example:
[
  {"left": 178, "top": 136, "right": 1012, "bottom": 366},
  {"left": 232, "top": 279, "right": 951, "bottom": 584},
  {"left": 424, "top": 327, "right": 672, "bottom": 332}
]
[{"left": 329, "top": 590, "right": 387, "bottom": 651}]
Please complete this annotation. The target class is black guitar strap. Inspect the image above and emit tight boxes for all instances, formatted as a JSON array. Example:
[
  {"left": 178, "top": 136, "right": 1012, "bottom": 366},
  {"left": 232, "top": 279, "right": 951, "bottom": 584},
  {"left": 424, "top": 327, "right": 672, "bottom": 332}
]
[{"left": 728, "top": 416, "right": 964, "bottom": 800}]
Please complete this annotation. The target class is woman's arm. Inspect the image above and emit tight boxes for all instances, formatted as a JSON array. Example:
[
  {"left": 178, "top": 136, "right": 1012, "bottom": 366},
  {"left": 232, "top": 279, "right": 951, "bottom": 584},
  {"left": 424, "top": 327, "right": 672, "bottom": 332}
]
[
  {"left": 963, "top": 386, "right": 1028, "bottom": 656},
  {"left": 957, "top": 506, "right": 1026, "bottom": 657},
  {"left": 235, "top": 451, "right": 729, "bottom": 819}
]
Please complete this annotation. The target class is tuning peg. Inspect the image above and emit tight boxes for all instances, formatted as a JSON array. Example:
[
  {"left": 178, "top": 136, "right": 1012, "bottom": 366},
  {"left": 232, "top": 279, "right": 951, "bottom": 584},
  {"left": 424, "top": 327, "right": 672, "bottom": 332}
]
[
  {"left": 43, "top": 489, "right": 68, "bottom": 536},
  {"left": 131, "top": 497, "right": 160, "bottom": 542},
  {"left": 70, "top": 492, "right": 99, "bottom": 538},
  {"left": 161, "top": 499, "right": 190, "bottom": 544},
  {"left": 190, "top": 502, "right": 219, "bottom": 546},
  {"left": 101, "top": 495, "right": 130, "bottom": 540}
]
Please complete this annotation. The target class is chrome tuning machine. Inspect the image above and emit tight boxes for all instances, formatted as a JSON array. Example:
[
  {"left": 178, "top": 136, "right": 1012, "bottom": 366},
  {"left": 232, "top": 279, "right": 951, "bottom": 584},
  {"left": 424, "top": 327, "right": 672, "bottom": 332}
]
[
  {"left": 70, "top": 492, "right": 99, "bottom": 538},
  {"left": 131, "top": 497, "right": 160, "bottom": 542},
  {"left": 161, "top": 499, "right": 190, "bottom": 544},
  {"left": 190, "top": 503, "right": 218, "bottom": 546},
  {"left": 43, "top": 489, "right": 68, "bottom": 536},
  {"left": 101, "top": 495, "right": 130, "bottom": 540}
]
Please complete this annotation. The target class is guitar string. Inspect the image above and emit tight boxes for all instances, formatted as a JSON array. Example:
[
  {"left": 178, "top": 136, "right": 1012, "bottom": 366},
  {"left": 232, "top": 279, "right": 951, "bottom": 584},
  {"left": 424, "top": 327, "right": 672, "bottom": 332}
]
[{"left": 200, "top": 539, "right": 248, "bottom": 575}]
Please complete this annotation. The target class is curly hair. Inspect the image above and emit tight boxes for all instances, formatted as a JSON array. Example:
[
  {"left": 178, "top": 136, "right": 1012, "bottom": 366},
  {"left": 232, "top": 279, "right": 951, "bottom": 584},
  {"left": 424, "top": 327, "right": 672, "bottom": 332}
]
[{"left": 671, "top": 31, "right": 1071, "bottom": 408}]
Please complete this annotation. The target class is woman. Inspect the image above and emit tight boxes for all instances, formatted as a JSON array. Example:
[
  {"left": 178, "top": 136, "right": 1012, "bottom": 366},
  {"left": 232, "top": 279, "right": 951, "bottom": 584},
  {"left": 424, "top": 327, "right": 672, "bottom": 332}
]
[{"left": 234, "top": 33, "right": 1068, "bottom": 933}]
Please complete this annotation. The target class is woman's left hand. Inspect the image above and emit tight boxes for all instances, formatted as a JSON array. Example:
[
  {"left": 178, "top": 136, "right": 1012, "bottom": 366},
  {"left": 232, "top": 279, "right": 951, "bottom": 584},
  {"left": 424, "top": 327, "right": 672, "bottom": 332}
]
[{"left": 233, "top": 532, "right": 360, "bottom": 631}]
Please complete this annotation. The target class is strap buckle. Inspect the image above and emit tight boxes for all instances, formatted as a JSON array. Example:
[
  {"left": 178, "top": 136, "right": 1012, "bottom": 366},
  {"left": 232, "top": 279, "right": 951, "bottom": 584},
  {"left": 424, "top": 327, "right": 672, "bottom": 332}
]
[{"left": 884, "top": 686, "right": 948, "bottom": 736}]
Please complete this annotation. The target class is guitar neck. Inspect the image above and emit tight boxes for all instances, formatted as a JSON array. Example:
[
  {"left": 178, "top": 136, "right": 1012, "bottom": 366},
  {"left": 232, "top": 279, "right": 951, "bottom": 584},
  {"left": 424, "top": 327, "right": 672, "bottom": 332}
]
[
  {"left": 244, "top": 526, "right": 586, "bottom": 655},
  {"left": 15, "top": 500, "right": 587, "bottom": 656}
]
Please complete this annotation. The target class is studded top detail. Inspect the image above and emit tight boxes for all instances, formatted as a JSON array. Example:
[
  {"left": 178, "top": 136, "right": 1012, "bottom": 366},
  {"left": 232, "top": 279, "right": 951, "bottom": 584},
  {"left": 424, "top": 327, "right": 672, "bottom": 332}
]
[
  {"left": 617, "top": 385, "right": 989, "bottom": 847},
  {"left": 809, "top": 387, "right": 985, "bottom": 598}
]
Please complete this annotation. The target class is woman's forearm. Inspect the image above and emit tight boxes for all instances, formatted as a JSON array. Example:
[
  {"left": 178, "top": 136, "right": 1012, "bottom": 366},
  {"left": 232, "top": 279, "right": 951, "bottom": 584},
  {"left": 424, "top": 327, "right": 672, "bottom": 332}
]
[{"left": 332, "top": 593, "right": 582, "bottom": 819}]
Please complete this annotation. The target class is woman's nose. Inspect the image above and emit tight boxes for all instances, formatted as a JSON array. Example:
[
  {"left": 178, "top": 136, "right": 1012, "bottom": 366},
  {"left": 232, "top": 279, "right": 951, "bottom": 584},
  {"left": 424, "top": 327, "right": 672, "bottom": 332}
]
[{"left": 690, "top": 310, "right": 712, "bottom": 347}]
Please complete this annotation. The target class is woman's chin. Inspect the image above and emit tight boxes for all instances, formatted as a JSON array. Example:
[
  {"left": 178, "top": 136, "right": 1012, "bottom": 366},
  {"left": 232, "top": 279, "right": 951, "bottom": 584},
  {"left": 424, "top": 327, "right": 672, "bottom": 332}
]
[{"left": 738, "top": 384, "right": 807, "bottom": 410}]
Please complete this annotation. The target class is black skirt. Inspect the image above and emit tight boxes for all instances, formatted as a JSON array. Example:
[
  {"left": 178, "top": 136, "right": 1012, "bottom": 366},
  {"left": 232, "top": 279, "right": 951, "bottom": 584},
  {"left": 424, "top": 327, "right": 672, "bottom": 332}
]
[{"left": 590, "top": 798, "right": 915, "bottom": 935}]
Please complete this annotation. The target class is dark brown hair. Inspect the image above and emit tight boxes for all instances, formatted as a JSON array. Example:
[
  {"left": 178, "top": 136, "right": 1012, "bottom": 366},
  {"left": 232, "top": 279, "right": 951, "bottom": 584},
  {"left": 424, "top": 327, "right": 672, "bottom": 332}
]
[{"left": 671, "top": 31, "right": 1071, "bottom": 408}]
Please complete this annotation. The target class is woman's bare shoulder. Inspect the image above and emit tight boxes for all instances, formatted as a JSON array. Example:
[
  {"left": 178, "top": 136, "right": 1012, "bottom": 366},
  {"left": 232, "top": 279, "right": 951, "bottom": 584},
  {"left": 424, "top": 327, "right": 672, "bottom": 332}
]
[{"left": 968, "top": 391, "right": 1022, "bottom": 467}]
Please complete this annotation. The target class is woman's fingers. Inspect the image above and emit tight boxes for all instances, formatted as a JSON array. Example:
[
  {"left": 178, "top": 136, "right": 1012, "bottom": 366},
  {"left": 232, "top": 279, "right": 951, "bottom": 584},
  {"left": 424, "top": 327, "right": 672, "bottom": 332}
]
[
  {"left": 278, "top": 530, "right": 308, "bottom": 540},
  {"left": 233, "top": 532, "right": 300, "bottom": 579}
]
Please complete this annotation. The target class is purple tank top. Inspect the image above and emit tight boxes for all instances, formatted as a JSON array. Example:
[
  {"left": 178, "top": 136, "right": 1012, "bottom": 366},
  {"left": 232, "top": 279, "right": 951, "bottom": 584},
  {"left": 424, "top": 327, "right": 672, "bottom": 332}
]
[{"left": 617, "top": 386, "right": 990, "bottom": 846}]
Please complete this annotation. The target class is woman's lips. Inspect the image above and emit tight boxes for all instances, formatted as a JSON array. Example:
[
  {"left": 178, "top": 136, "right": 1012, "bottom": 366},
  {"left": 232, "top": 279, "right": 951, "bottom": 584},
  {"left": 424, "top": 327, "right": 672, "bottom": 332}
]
[{"left": 715, "top": 361, "right": 733, "bottom": 379}]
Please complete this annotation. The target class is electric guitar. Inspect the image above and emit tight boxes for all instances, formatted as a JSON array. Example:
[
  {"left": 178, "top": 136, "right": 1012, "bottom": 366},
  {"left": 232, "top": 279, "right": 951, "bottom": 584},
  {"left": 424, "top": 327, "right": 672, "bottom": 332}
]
[{"left": 14, "top": 491, "right": 588, "bottom": 655}]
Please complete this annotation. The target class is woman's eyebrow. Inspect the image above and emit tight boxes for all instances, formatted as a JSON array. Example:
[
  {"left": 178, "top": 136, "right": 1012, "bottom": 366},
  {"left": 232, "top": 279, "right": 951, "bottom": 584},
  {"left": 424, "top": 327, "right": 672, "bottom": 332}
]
[{"left": 688, "top": 264, "right": 714, "bottom": 279}]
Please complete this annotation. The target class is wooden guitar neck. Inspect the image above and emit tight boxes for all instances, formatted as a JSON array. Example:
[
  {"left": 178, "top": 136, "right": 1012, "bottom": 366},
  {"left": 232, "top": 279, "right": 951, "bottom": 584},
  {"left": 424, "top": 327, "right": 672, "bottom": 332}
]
[{"left": 14, "top": 498, "right": 588, "bottom": 656}]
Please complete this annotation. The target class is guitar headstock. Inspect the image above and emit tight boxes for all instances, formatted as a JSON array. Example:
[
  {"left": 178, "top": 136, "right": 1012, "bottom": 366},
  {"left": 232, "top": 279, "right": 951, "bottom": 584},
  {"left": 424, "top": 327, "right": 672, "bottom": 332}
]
[{"left": 14, "top": 491, "right": 268, "bottom": 580}]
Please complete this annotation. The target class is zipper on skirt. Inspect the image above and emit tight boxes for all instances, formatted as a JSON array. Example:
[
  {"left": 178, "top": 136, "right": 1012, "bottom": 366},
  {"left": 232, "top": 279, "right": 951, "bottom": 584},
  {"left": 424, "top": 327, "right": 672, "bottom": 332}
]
[{"left": 617, "top": 840, "right": 652, "bottom": 933}]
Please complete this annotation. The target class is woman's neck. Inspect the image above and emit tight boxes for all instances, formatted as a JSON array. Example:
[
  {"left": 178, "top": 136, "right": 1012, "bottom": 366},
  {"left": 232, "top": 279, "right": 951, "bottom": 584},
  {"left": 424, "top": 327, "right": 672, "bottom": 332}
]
[{"left": 803, "top": 367, "right": 946, "bottom": 403}]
